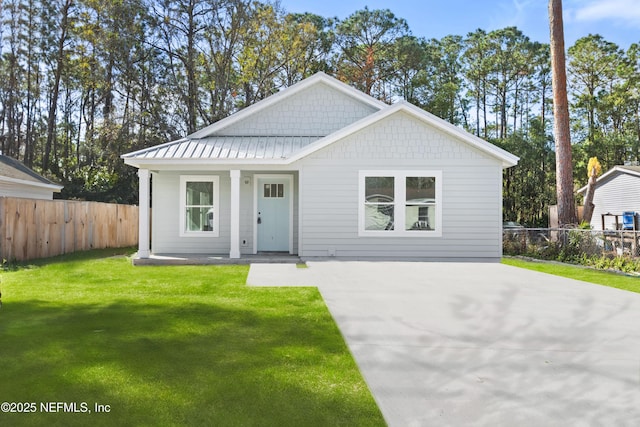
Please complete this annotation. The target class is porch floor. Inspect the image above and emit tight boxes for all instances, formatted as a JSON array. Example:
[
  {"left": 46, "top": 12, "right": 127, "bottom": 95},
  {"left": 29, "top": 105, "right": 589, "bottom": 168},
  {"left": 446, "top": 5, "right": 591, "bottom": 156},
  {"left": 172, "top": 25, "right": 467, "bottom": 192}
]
[{"left": 132, "top": 252, "right": 301, "bottom": 266}]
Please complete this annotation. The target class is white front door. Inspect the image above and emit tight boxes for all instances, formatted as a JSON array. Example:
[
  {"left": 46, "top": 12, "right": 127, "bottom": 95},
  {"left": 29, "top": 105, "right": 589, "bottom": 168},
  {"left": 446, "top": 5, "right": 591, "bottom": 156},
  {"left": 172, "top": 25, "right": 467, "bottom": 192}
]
[{"left": 256, "top": 176, "right": 291, "bottom": 252}]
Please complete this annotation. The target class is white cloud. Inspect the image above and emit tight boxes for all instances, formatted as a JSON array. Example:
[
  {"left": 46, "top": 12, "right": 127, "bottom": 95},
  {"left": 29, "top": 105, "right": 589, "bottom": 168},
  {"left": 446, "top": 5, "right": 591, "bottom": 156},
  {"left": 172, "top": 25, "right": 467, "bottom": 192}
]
[{"left": 574, "top": 0, "right": 640, "bottom": 26}]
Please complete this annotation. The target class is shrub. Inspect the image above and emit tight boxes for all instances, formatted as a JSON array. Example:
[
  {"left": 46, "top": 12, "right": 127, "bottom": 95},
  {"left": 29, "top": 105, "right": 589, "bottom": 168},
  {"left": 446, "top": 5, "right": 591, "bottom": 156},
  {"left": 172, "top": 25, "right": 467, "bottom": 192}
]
[{"left": 503, "top": 228, "right": 640, "bottom": 273}]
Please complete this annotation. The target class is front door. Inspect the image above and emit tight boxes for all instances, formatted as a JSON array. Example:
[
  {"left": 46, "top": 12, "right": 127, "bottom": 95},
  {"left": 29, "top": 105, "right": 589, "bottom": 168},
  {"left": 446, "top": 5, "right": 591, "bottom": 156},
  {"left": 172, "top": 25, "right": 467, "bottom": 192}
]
[{"left": 257, "top": 177, "right": 291, "bottom": 252}]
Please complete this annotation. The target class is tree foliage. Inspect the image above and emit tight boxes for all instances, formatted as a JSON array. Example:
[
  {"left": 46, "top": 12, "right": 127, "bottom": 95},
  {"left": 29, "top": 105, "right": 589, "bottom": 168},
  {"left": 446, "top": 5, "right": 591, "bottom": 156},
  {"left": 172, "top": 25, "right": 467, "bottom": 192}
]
[{"left": 0, "top": 2, "right": 639, "bottom": 225}]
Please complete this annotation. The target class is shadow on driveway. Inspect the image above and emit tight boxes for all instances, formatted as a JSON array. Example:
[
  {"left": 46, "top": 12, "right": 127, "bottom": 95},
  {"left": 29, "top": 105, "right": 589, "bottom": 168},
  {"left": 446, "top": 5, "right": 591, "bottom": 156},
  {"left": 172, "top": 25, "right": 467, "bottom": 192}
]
[{"left": 248, "top": 261, "right": 640, "bottom": 426}]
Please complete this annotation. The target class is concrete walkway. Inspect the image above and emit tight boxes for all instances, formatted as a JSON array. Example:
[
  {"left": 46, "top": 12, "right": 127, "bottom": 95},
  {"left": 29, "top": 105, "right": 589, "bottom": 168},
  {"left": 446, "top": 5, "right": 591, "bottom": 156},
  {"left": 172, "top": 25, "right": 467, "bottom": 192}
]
[{"left": 247, "top": 261, "right": 640, "bottom": 426}]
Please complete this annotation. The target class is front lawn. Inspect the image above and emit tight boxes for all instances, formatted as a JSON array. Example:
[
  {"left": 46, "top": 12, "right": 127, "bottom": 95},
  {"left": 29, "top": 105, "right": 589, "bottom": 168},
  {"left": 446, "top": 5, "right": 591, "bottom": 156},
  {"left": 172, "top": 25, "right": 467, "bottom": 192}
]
[
  {"left": 0, "top": 250, "right": 385, "bottom": 426},
  {"left": 502, "top": 257, "right": 640, "bottom": 294}
]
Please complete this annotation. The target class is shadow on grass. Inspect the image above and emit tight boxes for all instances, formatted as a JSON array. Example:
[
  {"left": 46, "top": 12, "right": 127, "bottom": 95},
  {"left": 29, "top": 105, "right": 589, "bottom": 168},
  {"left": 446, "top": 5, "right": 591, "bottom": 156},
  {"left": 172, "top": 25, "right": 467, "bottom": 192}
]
[
  {"left": 1, "top": 247, "right": 137, "bottom": 272},
  {"left": 1, "top": 297, "right": 384, "bottom": 426}
]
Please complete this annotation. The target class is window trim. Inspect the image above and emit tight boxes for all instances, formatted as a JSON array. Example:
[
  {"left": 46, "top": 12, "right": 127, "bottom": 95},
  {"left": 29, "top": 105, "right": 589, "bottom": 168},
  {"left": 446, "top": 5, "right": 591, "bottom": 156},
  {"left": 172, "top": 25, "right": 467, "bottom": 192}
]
[
  {"left": 179, "top": 175, "right": 220, "bottom": 238},
  {"left": 358, "top": 170, "right": 442, "bottom": 237}
]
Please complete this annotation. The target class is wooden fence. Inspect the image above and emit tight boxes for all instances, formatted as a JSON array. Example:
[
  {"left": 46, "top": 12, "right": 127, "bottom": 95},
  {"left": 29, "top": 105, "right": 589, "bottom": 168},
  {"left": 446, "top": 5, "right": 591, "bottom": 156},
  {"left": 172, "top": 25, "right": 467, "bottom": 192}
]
[{"left": 0, "top": 197, "right": 139, "bottom": 262}]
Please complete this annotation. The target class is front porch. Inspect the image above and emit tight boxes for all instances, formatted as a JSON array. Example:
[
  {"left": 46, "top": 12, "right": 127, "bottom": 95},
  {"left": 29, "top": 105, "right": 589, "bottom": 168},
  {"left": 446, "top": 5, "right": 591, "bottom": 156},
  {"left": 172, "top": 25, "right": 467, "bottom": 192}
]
[
  {"left": 135, "top": 169, "right": 299, "bottom": 262},
  {"left": 132, "top": 252, "right": 302, "bottom": 266}
]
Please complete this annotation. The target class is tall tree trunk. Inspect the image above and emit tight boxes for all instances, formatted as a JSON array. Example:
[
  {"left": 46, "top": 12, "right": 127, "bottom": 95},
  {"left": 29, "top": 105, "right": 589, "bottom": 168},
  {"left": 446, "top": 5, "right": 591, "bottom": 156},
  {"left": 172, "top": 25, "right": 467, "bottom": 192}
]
[
  {"left": 44, "top": 0, "right": 73, "bottom": 172},
  {"left": 582, "top": 167, "right": 597, "bottom": 223},
  {"left": 549, "top": 0, "right": 577, "bottom": 226}
]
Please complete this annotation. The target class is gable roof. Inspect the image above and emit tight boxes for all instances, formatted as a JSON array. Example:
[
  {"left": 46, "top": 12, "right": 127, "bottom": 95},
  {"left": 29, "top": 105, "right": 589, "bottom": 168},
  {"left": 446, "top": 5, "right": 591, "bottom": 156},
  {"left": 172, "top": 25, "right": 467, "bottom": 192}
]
[
  {"left": 577, "top": 165, "right": 640, "bottom": 194},
  {"left": 286, "top": 101, "right": 518, "bottom": 167},
  {"left": 188, "top": 72, "right": 387, "bottom": 139},
  {"left": 0, "top": 155, "right": 63, "bottom": 191},
  {"left": 123, "top": 73, "right": 518, "bottom": 169}
]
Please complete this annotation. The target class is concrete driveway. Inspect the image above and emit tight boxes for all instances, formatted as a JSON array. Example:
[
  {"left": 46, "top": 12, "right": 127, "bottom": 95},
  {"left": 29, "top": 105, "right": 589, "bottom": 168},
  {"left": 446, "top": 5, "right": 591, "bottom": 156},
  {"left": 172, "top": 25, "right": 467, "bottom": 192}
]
[{"left": 247, "top": 261, "right": 640, "bottom": 426}]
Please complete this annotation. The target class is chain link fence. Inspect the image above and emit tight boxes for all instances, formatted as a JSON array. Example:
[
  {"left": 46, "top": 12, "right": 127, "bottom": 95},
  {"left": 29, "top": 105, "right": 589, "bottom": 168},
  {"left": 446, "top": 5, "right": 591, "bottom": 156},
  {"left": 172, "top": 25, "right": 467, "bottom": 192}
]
[{"left": 503, "top": 228, "right": 640, "bottom": 259}]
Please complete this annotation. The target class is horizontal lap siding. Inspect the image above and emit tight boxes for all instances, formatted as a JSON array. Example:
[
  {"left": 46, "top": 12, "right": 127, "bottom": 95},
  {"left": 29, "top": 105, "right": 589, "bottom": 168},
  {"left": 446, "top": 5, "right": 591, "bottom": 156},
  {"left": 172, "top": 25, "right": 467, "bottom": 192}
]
[
  {"left": 297, "top": 111, "right": 503, "bottom": 259},
  {"left": 590, "top": 174, "right": 640, "bottom": 230},
  {"left": 152, "top": 172, "right": 230, "bottom": 254},
  {"left": 152, "top": 171, "right": 298, "bottom": 255},
  {"left": 0, "top": 182, "right": 55, "bottom": 199}
]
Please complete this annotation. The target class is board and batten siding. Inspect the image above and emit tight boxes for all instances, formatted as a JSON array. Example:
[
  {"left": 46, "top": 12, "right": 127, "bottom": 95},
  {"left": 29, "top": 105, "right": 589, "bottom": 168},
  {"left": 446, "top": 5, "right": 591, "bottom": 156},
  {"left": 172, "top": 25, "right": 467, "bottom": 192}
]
[
  {"left": 295, "top": 111, "right": 504, "bottom": 260},
  {"left": 590, "top": 173, "right": 640, "bottom": 230},
  {"left": 151, "top": 171, "right": 298, "bottom": 255},
  {"left": 217, "top": 82, "right": 378, "bottom": 137}
]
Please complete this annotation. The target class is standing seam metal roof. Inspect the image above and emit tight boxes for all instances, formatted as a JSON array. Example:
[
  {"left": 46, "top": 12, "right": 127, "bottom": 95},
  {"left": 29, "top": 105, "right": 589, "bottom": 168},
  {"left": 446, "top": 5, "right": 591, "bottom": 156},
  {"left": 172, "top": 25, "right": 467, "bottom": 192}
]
[{"left": 129, "top": 136, "right": 323, "bottom": 160}]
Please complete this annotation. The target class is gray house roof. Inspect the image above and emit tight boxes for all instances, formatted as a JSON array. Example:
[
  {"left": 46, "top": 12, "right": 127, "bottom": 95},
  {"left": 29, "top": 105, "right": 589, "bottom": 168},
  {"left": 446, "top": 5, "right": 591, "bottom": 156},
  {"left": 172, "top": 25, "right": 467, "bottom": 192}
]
[
  {"left": 577, "top": 165, "right": 640, "bottom": 194},
  {"left": 0, "top": 154, "right": 63, "bottom": 191},
  {"left": 125, "top": 136, "right": 322, "bottom": 161}
]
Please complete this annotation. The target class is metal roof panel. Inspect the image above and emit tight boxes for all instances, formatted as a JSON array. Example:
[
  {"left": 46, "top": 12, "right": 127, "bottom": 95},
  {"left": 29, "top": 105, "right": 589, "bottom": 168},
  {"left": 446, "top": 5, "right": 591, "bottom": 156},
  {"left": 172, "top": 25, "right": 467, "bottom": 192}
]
[{"left": 125, "top": 136, "right": 322, "bottom": 161}]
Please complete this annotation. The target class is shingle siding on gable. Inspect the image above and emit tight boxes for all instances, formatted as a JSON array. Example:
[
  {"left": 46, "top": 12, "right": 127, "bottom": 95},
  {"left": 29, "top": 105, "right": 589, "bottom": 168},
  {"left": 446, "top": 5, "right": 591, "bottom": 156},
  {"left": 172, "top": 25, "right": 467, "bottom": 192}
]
[
  {"left": 296, "top": 112, "right": 503, "bottom": 259},
  {"left": 308, "top": 113, "right": 488, "bottom": 162},
  {"left": 217, "top": 82, "right": 378, "bottom": 137},
  {"left": 590, "top": 173, "right": 640, "bottom": 230}
]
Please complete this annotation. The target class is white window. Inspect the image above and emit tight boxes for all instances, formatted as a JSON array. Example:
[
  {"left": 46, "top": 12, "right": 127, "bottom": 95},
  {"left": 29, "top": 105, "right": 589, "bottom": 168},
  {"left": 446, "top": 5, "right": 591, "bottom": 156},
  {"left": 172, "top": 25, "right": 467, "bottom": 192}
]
[
  {"left": 263, "top": 183, "right": 284, "bottom": 198},
  {"left": 180, "top": 175, "right": 219, "bottom": 237},
  {"left": 359, "top": 171, "right": 442, "bottom": 237}
]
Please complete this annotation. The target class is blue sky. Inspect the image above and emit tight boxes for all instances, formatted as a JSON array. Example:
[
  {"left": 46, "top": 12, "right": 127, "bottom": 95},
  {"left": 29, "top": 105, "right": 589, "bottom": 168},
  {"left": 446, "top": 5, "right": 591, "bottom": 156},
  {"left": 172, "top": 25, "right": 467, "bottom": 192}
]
[{"left": 278, "top": 0, "right": 640, "bottom": 49}]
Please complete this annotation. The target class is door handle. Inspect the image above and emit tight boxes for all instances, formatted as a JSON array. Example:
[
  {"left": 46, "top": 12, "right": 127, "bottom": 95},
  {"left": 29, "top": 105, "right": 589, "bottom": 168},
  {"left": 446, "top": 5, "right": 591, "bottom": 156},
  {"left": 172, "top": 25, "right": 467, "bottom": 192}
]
[{"left": 257, "top": 212, "right": 262, "bottom": 224}]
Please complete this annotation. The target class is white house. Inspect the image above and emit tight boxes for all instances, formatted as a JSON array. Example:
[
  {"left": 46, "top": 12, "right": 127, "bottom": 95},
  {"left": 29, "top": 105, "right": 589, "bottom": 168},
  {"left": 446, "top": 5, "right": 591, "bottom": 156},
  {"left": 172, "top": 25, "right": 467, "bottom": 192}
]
[
  {"left": 577, "top": 165, "right": 640, "bottom": 230},
  {"left": 122, "top": 72, "right": 518, "bottom": 262},
  {"left": 0, "top": 154, "right": 63, "bottom": 200}
]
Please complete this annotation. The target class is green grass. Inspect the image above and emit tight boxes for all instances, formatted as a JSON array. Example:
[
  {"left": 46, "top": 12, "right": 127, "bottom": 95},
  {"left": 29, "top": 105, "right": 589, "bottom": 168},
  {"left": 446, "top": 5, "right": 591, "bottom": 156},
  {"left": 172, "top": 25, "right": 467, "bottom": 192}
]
[
  {"left": 502, "top": 257, "right": 640, "bottom": 294},
  {"left": 0, "top": 249, "right": 385, "bottom": 427}
]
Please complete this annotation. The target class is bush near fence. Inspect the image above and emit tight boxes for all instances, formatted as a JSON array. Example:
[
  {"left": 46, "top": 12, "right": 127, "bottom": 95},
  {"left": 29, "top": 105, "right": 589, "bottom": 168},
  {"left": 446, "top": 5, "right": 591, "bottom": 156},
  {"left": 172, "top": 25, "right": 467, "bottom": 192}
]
[
  {"left": 504, "top": 228, "right": 640, "bottom": 272},
  {"left": 0, "top": 197, "right": 138, "bottom": 262}
]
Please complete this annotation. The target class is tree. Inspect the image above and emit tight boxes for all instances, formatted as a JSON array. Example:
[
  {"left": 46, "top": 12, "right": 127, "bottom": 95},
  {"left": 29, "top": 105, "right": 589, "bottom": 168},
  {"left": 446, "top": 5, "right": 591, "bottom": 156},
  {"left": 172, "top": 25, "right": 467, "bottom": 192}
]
[
  {"left": 278, "top": 13, "right": 334, "bottom": 86},
  {"left": 549, "top": 0, "right": 577, "bottom": 226},
  {"left": 582, "top": 156, "right": 601, "bottom": 223},
  {"left": 335, "top": 7, "right": 409, "bottom": 100},
  {"left": 42, "top": 0, "right": 74, "bottom": 174},
  {"left": 391, "top": 35, "right": 426, "bottom": 105},
  {"left": 463, "top": 29, "right": 490, "bottom": 137},
  {"left": 568, "top": 34, "right": 625, "bottom": 167},
  {"left": 413, "top": 35, "right": 466, "bottom": 125},
  {"left": 484, "top": 27, "right": 534, "bottom": 139}
]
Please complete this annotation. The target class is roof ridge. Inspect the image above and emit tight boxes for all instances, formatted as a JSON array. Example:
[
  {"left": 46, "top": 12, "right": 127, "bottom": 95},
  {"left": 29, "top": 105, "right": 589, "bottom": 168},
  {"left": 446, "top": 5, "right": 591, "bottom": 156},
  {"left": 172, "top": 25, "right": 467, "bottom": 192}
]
[{"left": 193, "top": 135, "right": 325, "bottom": 140}]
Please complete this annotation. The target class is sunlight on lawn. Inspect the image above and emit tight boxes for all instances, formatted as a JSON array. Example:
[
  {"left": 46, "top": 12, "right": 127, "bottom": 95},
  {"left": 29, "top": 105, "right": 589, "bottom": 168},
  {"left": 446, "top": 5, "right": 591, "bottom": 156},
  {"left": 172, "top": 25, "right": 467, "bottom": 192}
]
[{"left": 0, "top": 250, "right": 384, "bottom": 426}]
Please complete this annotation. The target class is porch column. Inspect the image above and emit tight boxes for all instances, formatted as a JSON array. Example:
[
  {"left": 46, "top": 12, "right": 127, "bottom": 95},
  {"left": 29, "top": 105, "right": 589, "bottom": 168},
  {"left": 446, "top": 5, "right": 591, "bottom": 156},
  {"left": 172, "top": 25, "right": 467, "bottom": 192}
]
[
  {"left": 138, "top": 168, "right": 150, "bottom": 258},
  {"left": 230, "top": 169, "right": 241, "bottom": 259}
]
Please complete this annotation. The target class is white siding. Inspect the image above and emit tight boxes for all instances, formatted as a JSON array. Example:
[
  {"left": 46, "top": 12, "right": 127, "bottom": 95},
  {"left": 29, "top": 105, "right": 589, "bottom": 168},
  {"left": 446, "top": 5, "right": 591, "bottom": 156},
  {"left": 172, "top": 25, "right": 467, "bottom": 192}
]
[
  {"left": 217, "top": 82, "right": 378, "bottom": 137},
  {"left": 590, "top": 173, "right": 640, "bottom": 230},
  {"left": 295, "top": 111, "right": 504, "bottom": 260},
  {"left": 0, "top": 182, "right": 55, "bottom": 200},
  {"left": 152, "top": 171, "right": 298, "bottom": 255},
  {"left": 152, "top": 172, "right": 229, "bottom": 254}
]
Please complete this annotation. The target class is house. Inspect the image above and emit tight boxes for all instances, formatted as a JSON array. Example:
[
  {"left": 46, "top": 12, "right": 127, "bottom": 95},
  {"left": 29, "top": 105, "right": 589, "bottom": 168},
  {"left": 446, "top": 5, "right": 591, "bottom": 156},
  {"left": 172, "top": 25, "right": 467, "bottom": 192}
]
[
  {"left": 577, "top": 165, "right": 640, "bottom": 230},
  {"left": 122, "top": 72, "right": 518, "bottom": 262},
  {"left": 0, "top": 154, "right": 63, "bottom": 200}
]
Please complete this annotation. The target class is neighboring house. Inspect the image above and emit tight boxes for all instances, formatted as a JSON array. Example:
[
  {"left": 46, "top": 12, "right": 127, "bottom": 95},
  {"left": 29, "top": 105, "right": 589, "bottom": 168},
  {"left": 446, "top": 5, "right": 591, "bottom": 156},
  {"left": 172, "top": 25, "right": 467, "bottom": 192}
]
[
  {"left": 123, "top": 72, "right": 518, "bottom": 261},
  {"left": 0, "top": 154, "right": 63, "bottom": 200},
  {"left": 577, "top": 165, "right": 640, "bottom": 230}
]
